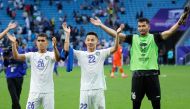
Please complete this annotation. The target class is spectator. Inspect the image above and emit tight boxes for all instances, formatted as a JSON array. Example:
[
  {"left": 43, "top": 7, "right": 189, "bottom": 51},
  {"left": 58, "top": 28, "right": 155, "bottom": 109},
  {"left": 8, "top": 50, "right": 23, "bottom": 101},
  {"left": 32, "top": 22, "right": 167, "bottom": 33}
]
[
  {"left": 11, "top": 9, "right": 16, "bottom": 19},
  {"left": 3, "top": 40, "right": 27, "bottom": 109},
  {"left": 140, "top": 10, "right": 143, "bottom": 18},
  {"left": 167, "top": 49, "right": 174, "bottom": 65},
  {"left": 49, "top": 0, "right": 53, "bottom": 6},
  {"left": 159, "top": 49, "right": 164, "bottom": 65},
  {"left": 0, "top": 0, "right": 4, "bottom": 9},
  {"left": 57, "top": 1, "right": 63, "bottom": 14},
  {"left": 79, "top": 26, "right": 85, "bottom": 37},
  {"left": 120, "top": 2, "right": 126, "bottom": 14}
]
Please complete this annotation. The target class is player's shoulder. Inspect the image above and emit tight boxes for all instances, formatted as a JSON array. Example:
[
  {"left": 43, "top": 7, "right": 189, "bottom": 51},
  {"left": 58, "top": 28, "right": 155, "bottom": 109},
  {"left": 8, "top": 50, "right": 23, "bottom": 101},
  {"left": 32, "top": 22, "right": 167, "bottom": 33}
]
[
  {"left": 26, "top": 51, "right": 34, "bottom": 55},
  {"left": 46, "top": 51, "right": 54, "bottom": 54},
  {"left": 74, "top": 49, "right": 85, "bottom": 54},
  {"left": 96, "top": 48, "right": 108, "bottom": 52},
  {"left": 97, "top": 48, "right": 111, "bottom": 55},
  {"left": 45, "top": 51, "right": 55, "bottom": 57}
]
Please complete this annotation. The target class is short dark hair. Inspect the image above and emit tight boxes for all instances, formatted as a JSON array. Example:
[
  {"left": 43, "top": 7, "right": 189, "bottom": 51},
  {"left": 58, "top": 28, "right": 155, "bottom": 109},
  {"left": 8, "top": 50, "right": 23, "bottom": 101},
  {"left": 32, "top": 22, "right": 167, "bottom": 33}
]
[
  {"left": 86, "top": 32, "right": 98, "bottom": 39},
  {"left": 37, "top": 33, "right": 48, "bottom": 39},
  {"left": 138, "top": 18, "right": 150, "bottom": 24}
]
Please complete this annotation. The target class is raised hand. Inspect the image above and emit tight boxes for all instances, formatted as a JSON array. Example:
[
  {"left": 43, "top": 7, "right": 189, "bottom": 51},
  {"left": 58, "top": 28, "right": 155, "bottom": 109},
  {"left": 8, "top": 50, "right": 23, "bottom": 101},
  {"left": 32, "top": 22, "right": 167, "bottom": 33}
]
[
  {"left": 90, "top": 17, "right": 102, "bottom": 26},
  {"left": 8, "top": 22, "right": 17, "bottom": 29},
  {"left": 52, "top": 36, "right": 57, "bottom": 47},
  {"left": 116, "top": 24, "right": 125, "bottom": 34},
  {"left": 178, "top": 6, "right": 190, "bottom": 25},
  {"left": 62, "top": 22, "right": 71, "bottom": 34},
  {"left": 7, "top": 33, "right": 16, "bottom": 43}
]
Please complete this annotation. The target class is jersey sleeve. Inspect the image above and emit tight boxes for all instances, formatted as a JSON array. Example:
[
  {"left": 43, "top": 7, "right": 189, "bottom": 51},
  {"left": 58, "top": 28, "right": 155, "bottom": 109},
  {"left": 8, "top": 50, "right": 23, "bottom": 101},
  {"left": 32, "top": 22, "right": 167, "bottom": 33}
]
[
  {"left": 73, "top": 49, "right": 83, "bottom": 66},
  {"left": 123, "top": 35, "right": 133, "bottom": 45},
  {"left": 49, "top": 52, "right": 56, "bottom": 61},
  {"left": 73, "top": 49, "right": 81, "bottom": 59},
  {"left": 25, "top": 52, "right": 33, "bottom": 60},
  {"left": 101, "top": 48, "right": 112, "bottom": 58}
]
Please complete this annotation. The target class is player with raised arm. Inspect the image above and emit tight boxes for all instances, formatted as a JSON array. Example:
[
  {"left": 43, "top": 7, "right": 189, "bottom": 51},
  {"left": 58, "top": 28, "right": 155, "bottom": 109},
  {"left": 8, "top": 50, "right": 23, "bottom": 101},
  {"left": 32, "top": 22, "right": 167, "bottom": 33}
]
[
  {"left": 3, "top": 39, "right": 27, "bottom": 109},
  {"left": 90, "top": 6, "right": 190, "bottom": 109},
  {"left": 62, "top": 22, "right": 124, "bottom": 109},
  {"left": 7, "top": 33, "right": 61, "bottom": 109}
]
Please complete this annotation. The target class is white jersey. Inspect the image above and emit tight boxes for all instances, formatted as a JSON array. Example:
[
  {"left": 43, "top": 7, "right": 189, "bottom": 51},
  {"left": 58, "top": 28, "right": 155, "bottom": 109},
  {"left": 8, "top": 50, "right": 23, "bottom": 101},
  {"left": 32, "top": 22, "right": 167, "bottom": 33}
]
[
  {"left": 74, "top": 48, "right": 111, "bottom": 91},
  {"left": 25, "top": 51, "right": 55, "bottom": 93}
]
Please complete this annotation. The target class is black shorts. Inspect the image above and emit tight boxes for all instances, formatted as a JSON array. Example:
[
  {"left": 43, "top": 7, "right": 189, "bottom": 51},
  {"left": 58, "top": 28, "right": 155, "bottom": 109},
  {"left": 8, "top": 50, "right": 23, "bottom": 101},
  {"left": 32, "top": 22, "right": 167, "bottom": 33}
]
[{"left": 131, "top": 70, "right": 161, "bottom": 101}]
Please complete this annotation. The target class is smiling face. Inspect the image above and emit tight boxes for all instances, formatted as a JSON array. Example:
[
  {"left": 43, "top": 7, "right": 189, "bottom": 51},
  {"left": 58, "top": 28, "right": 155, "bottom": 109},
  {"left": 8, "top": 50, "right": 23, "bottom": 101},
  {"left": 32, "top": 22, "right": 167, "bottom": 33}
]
[
  {"left": 137, "top": 18, "right": 150, "bottom": 36},
  {"left": 85, "top": 32, "right": 98, "bottom": 52},
  {"left": 36, "top": 34, "right": 48, "bottom": 53}
]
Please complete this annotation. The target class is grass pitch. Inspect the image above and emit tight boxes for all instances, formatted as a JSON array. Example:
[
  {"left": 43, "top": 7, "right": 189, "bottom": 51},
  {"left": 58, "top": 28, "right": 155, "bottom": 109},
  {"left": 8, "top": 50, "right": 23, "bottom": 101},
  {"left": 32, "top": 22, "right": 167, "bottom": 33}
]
[{"left": 0, "top": 65, "right": 190, "bottom": 109}]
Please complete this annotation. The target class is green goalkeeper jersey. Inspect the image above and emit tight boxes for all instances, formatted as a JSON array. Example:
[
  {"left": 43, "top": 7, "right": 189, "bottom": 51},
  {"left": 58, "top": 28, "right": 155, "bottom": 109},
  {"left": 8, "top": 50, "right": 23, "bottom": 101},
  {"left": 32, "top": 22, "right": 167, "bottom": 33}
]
[{"left": 130, "top": 33, "right": 159, "bottom": 71}]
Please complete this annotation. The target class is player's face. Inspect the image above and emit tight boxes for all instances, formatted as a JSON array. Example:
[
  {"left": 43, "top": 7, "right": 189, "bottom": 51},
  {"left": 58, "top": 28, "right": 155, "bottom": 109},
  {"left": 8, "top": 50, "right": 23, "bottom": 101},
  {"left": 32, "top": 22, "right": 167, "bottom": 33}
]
[
  {"left": 36, "top": 37, "right": 48, "bottom": 51},
  {"left": 138, "top": 21, "right": 150, "bottom": 35},
  {"left": 85, "top": 35, "right": 98, "bottom": 50}
]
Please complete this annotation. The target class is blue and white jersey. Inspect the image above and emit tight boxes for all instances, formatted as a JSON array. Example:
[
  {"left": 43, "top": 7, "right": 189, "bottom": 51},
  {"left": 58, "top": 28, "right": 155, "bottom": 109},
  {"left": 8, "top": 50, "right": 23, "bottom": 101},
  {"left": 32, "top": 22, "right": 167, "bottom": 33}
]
[
  {"left": 4, "top": 47, "right": 27, "bottom": 78},
  {"left": 25, "top": 51, "right": 55, "bottom": 93},
  {"left": 74, "top": 48, "right": 111, "bottom": 91}
]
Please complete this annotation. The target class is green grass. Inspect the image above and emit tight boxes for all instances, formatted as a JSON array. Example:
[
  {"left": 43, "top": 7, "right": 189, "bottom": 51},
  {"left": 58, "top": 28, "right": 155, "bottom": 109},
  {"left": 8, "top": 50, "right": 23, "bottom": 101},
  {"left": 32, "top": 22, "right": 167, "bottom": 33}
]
[{"left": 0, "top": 65, "right": 190, "bottom": 109}]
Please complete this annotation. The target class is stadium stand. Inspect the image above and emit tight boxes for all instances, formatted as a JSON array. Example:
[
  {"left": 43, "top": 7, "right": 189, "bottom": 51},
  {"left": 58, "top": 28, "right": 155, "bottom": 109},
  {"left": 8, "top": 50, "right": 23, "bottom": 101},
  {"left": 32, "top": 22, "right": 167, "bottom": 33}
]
[{"left": 0, "top": 0, "right": 188, "bottom": 64}]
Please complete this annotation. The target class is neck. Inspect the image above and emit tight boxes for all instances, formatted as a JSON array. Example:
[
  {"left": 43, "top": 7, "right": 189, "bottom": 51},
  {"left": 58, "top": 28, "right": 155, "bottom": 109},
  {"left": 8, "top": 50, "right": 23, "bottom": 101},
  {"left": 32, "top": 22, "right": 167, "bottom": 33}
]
[
  {"left": 140, "top": 33, "right": 149, "bottom": 36},
  {"left": 38, "top": 49, "right": 47, "bottom": 53},
  {"left": 87, "top": 48, "right": 96, "bottom": 52}
]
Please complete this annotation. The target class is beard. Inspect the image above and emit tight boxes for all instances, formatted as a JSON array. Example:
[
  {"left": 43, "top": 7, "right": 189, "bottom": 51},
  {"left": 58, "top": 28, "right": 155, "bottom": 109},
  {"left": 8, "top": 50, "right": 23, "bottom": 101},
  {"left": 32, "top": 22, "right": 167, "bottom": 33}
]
[{"left": 140, "top": 31, "right": 148, "bottom": 35}]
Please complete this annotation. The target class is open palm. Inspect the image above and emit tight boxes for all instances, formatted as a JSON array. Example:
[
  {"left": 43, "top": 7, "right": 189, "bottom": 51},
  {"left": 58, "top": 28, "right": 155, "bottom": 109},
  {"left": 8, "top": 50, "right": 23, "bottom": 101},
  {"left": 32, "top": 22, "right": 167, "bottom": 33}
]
[
  {"left": 8, "top": 22, "right": 17, "bottom": 29},
  {"left": 90, "top": 17, "right": 102, "bottom": 26},
  {"left": 62, "top": 22, "right": 71, "bottom": 34},
  {"left": 116, "top": 24, "right": 125, "bottom": 34},
  {"left": 52, "top": 37, "right": 57, "bottom": 47}
]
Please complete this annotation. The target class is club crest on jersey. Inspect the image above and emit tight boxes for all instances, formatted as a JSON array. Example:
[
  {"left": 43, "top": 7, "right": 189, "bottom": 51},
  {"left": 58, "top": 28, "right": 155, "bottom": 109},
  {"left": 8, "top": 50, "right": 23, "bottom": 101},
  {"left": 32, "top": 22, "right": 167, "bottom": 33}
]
[
  {"left": 37, "top": 59, "right": 45, "bottom": 70},
  {"left": 45, "top": 56, "right": 50, "bottom": 60},
  {"left": 131, "top": 92, "right": 136, "bottom": 100},
  {"left": 95, "top": 52, "right": 100, "bottom": 56}
]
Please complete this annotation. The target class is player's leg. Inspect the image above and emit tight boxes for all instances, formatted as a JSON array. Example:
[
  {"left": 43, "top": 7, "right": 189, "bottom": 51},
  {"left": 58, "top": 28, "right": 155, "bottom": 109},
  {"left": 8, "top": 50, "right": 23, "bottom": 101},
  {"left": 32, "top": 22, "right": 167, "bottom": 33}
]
[
  {"left": 151, "top": 100, "right": 160, "bottom": 109},
  {"left": 7, "top": 78, "right": 21, "bottom": 109},
  {"left": 131, "top": 71, "right": 145, "bottom": 109},
  {"left": 80, "top": 90, "right": 91, "bottom": 109},
  {"left": 26, "top": 93, "right": 41, "bottom": 109},
  {"left": 145, "top": 75, "right": 161, "bottom": 109},
  {"left": 118, "top": 65, "right": 128, "bottom": 78},
  {"left": 110, "top": 64, "right": 116, "bottom": 78},
  {"left": 93, "top": 89, "right": 105, "bottom": 109},
  {"left": 16, "top": 77, "right": 23, "bottom": 101},
  {"left": 42, "top": 93, "right": 54, "bottom": 109}
]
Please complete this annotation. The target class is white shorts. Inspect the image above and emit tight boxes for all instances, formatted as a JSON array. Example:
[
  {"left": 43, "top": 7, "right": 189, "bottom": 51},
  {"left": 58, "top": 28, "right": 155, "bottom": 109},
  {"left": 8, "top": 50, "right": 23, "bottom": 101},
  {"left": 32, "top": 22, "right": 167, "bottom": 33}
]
[
  {"left": 26, "top": 92, "right": 54, "bottom": 109},
  {"left": 80, "top": 89, "right": 105, "bottom": 109}
]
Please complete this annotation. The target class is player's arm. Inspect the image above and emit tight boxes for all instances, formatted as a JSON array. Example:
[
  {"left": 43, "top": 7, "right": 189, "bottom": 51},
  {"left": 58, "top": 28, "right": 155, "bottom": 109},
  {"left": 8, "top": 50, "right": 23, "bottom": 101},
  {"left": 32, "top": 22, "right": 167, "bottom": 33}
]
[
  {"left": 0, "top": 22, "right": 17, "bottom": 39},
  {"left": 62, "top": 22, "right": 71, "bottom": 52},
  {"left": 52, "top": 37, "right": 61, "bottom": 62},
  {"left": 161, "top": 6, "right": 190, "bottom": 40},
  {"left": 7, "top": 33, "right": 26, "bottom": 61},
  {"left": 110, "top": 24, "right": 125, "bottom": 54},
  {"left": 90, "top": 17, "right": 127, "bottom": 42}
]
